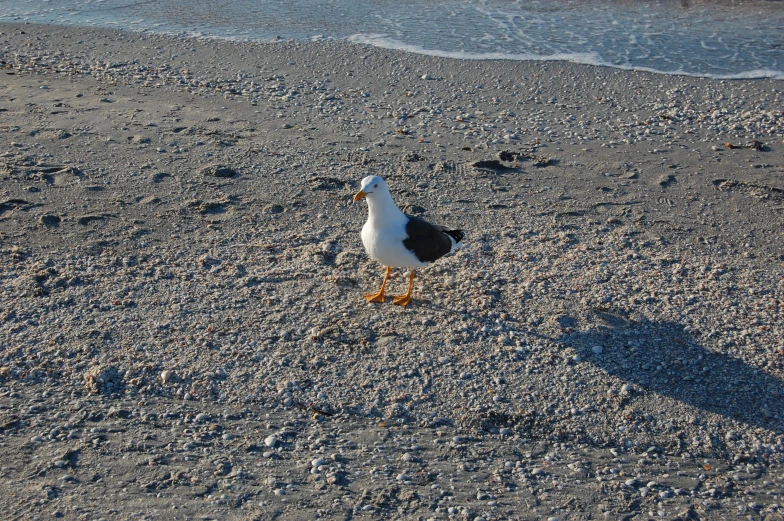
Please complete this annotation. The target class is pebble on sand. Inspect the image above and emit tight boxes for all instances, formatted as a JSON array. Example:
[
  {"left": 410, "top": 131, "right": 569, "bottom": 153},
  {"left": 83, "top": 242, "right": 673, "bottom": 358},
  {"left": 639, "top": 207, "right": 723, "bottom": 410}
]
[{"left": 160, "top": 370, "right": 174, "bottom": 384}]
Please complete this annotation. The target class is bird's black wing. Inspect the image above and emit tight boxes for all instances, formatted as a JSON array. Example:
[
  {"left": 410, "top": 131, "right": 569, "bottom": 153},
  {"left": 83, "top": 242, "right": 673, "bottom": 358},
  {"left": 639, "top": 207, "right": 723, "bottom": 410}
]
[{"left": 403, "top": 214, "right": 456, "bottom": 263}]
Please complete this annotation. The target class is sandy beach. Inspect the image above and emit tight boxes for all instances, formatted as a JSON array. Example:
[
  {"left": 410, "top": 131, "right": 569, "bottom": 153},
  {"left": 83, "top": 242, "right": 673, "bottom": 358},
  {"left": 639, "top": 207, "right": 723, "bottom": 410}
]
[{"left": 1, "top": 23, "right": 783, "bottom": 520}]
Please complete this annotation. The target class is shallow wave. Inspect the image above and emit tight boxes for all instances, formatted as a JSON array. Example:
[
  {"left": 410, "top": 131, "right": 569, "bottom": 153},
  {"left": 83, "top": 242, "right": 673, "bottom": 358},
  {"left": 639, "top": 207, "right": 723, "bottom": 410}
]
[
  {"left": 347, "top": 33, "right": 601, "bottom": 64},
  {"left": 347, "top": 33, "right": 784, "bottom": 80}
]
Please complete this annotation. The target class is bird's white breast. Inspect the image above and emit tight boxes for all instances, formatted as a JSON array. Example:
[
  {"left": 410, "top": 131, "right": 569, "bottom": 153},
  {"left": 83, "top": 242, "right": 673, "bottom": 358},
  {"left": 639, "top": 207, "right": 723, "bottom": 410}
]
[{"left": 361, "top": 218, "right": 427, "bottom": 268}]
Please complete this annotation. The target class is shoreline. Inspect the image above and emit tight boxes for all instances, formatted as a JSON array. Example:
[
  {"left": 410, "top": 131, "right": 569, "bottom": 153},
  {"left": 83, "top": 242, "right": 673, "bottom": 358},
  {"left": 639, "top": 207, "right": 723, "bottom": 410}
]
[
  {"left": 1, "top": 22, "right": 783, "bottom": 520},
  {"left": 3, "top": 0, "right": 784, "bottom": 80}
]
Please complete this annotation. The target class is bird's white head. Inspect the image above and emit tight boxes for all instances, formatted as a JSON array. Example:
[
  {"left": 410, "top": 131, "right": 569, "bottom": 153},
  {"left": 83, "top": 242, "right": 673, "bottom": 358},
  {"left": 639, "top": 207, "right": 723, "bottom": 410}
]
[{"left": 353, "top": 175, "right": 390, "bottom": 203}]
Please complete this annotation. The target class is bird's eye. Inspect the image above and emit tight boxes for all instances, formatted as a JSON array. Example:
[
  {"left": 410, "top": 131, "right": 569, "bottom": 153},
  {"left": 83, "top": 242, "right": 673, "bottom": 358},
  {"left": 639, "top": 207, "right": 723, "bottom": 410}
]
[{"left": 373, "top": 184, "right": 378, "bottom": 188}]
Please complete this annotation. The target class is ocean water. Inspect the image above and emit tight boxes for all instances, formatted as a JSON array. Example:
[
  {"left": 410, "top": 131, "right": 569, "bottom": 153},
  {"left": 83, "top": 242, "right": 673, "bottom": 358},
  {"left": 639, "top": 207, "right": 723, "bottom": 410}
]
[{"left": 1, "top": 0, "right": 782, "bottom": 79}]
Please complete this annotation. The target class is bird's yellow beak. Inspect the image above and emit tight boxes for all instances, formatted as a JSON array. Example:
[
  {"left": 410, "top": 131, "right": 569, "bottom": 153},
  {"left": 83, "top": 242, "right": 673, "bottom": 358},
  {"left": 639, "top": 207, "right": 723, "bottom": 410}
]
[{"left": 353, "top": 190, "right": 368, "bottom": 202}]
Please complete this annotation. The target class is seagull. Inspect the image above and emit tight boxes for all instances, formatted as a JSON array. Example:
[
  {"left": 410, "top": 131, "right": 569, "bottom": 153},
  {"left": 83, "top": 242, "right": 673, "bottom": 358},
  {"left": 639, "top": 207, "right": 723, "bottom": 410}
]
[{"left": 353, "top": 175, "right": 464, "bottom": 306}]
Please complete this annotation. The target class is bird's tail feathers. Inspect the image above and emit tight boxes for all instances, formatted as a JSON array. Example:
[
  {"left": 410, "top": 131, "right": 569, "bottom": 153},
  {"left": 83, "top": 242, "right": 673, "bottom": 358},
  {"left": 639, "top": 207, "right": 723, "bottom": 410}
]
[{"left": 443, "top": 229, "right": 465, "bottom": 251}]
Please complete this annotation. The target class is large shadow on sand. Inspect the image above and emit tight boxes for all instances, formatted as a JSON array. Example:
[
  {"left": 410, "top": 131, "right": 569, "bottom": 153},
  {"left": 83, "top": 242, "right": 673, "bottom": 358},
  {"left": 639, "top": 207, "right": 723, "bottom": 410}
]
[{"left": 555, "top": 311, "right": 784, "bottom": 434}]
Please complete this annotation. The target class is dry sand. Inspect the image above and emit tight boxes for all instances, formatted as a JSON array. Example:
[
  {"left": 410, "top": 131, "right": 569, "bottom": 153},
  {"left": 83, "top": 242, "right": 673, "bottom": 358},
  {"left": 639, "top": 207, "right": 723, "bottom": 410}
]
[{"left": 1, "top": 23, "right": 783, "bottom": 520}]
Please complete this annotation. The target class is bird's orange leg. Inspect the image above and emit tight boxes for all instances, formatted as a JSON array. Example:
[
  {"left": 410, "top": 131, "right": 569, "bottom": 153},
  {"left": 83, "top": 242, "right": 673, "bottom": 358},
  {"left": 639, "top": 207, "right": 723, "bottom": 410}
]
[
  {"left": 364, "top": 266, "right": 391, "bottom": 303},
  {"left": 393, "top": 270, "right": 415, "bottom": 307}
]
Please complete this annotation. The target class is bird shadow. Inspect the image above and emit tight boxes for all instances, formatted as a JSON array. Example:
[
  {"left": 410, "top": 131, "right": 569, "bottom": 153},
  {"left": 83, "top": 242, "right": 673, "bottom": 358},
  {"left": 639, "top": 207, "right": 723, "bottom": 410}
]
[{"left": 555, "top": 310, "right": 784, "bottom": 434}]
